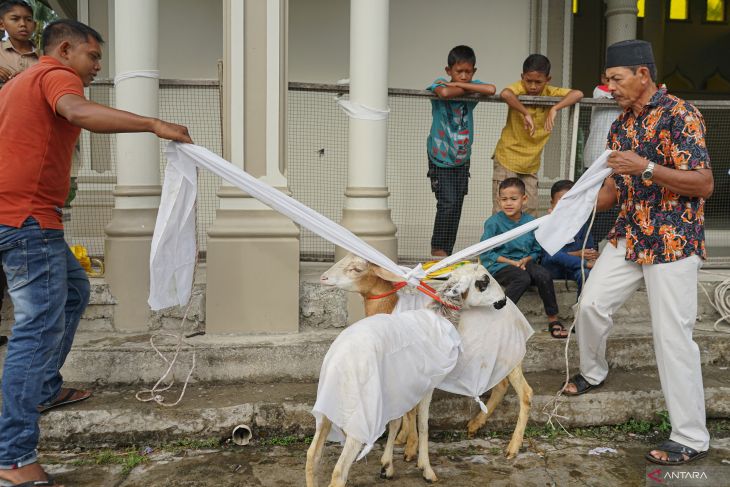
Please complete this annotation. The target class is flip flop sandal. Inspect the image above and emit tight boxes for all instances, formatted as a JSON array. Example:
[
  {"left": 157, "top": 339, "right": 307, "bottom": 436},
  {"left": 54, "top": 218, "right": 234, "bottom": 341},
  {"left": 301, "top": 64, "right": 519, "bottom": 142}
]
[
  {"left": 562, "top": 373, "right": 604, "bottom": 396},
  {"left": 37, "top": 388, "right": 92, "bottom": 414},
  {"left": 548, "top": 321, "right": 569, "bottom": 339},
  {"left": 645, "top": 440, "right": 709, "bottom": 465}
]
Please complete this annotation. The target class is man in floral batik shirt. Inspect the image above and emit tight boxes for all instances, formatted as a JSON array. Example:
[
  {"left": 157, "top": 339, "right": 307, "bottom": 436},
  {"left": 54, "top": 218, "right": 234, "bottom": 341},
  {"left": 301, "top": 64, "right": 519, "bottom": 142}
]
[{"left": 561, "top": 40, "right": 714, "bottom": 467}]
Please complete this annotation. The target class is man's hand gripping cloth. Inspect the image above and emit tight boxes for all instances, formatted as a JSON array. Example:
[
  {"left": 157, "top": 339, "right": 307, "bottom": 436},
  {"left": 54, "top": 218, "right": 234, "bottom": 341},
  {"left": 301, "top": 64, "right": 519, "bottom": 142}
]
[
  {"left": 312, "top": 309, "right": 462, "bottom": 461},
  {"left": 437, "top": 299, "right": 534, "bottom": 412}
]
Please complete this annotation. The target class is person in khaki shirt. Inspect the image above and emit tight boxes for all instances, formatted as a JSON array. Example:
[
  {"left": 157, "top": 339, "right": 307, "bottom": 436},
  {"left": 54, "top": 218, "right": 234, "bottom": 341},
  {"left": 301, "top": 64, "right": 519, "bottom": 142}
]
[
  {"left": 492, "top": 54, "right": 583, "bottom": 215},
  {"left": 0, "top": 0, "right": 38, "bottom": 86}
]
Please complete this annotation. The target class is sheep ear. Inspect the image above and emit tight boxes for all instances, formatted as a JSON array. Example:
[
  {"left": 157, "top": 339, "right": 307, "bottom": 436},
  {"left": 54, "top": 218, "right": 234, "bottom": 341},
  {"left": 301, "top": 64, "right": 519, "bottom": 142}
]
[{"left": 372, "top": 265, "right": 405, "bottom": 283}]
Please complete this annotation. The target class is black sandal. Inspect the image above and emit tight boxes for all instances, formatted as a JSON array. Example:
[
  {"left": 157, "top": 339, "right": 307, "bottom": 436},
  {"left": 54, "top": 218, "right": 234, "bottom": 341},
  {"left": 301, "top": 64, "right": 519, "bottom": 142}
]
[
  {"left": 562, "top": 374, "right": 604, "bottom": 396},
  {"left": 548, "top": 321, "right": 569, "bottom": 339},
  {"left": 645, "top": 440, "right": 708, "bottom": 465},
  {"left": 37, "top": 388, "right": 92, "bottom": 414}
]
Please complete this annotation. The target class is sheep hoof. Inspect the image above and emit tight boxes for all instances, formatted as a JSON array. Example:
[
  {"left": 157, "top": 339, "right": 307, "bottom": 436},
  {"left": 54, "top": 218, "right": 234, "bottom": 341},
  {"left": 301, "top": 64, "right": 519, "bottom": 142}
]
[
  {"left": 404, "top": 452, "right": 416, "bottom": 462},
  {"left": 422, "top": 472, "right": 438, "bottom": 483},
  {"left": 380, "top": 465, "right": 394, "bottom": 480}
]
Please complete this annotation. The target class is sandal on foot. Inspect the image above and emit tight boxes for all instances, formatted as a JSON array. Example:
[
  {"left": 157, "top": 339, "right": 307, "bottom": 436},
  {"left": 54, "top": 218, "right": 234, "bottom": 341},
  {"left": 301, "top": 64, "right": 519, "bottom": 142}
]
[
  {"left": 37, "top": 387, "right": 92, "bottom": 414},
  {"left": 562, "top": 374, "right": 604, "bottom": 396},
  {"left": 548, "top": 321, "right": 569, "bottom": 339},
  {"left": 645, "top": 440, "right": 708, "bottom": 465}
]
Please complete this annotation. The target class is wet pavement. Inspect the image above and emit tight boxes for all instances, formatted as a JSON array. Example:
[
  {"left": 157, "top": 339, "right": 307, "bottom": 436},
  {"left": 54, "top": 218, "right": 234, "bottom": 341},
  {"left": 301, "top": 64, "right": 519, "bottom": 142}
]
[{"left": 40, "top": 421, "right": 730, "bottom": 486}]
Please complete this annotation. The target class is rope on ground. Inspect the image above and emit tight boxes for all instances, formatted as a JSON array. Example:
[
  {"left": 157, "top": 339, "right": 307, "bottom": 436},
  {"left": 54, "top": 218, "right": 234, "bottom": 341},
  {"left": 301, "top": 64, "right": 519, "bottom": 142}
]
[
  {"left": 697, "top": 270, "right": 730, "bottom": 334},
  {"left": 541, "top": 198, "right": 599, "bottom": 436},
  {"left": 135, "top": 222, "right": 199, "bottom": 407}
]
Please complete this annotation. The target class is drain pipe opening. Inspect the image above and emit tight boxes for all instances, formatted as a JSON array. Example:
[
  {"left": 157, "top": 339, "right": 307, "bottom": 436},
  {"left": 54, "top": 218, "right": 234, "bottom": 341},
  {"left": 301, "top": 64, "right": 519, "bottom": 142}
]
[{"left": 231, "top": 424, "right": 253, "bottom": 446}]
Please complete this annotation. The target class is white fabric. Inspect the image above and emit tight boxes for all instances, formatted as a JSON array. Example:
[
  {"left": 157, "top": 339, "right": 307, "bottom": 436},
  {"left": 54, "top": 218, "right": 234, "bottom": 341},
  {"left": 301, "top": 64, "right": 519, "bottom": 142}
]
[
  {"left": 534, "top": 150, "right": 612, "bottom": 255},
  {"left": 576, "top": 239, "right": 709, "bottom": 451},
  {"left": 150, "top": 143, "right": 410, "bottom": 309},
  {"left": 151, "top": 143, "right": 612, "bottom": 309},
  {"left": 312, "top": 309, "right": 462, "bottom": 460},
  {"left": 114, "top": 69, "right": 160, "bottom": 86},
  {"left": 583, "top": 88, "right": 622, "bottom": 167},
  {"left": 392, "top": 287, "right": 432, "bottom": 313},
  {"left": 437, "top": 300, "right": 534, "bottom": 411},
  {"left": 148, "top": 155, "right": 198, "bottom": 310},
  {"left": 336, "top": 99, "right": 390, "bottom": 120}
]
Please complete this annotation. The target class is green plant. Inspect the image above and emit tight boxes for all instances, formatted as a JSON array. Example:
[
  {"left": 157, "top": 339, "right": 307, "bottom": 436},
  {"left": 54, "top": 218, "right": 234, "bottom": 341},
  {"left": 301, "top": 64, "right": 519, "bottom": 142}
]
[{"left": 655, "top": 410, "right": 671, "bottom": 433}]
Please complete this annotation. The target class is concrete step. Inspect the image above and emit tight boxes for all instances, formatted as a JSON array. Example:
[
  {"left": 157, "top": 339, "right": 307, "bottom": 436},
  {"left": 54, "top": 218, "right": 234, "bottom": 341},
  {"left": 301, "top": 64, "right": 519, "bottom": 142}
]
[
  {"left": 35, "top": 365, "right": 730, "bottom": 449},
  {"left": 2, "top": 265, "right": 724, "bottom": 334},
  {"left": 50, "top": 322, "right": 730, "bottom": 384}
]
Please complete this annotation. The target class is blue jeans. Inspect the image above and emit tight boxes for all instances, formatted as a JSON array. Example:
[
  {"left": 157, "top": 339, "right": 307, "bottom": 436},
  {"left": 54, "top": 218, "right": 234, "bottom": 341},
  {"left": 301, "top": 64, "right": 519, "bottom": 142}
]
[{"left": 0, "top": 218, "right": 90, "bottom": 468}]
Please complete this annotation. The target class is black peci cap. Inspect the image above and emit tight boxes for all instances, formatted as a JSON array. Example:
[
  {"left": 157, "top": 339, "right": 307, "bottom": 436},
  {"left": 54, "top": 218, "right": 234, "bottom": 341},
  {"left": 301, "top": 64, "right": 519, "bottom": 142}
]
[{"left": 606, "top": 39, "right": 655, "bottom": 68}]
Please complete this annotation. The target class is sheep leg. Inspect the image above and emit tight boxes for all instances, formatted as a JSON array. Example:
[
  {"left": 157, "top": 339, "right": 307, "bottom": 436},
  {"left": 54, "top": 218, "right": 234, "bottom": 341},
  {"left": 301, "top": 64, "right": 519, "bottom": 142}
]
[
  {"left": 306, "top": 417, "right": 332, "bottom": 487},
  {"left": 394, "top": 413, "right": 410, "bottom": 445},
  {"left": 505, "top": 366, "right": 532, "bottom": 459},
  {"left": 380, "top": 417, "right": 402, "bottom": 479},
  {"left": 403, "top": 408, "right": 419, "bottom": 462},
  {"left": 415, "top": 390, "right": 438, "bottom": 483},
  {"left": 328, "top": 435, "right": 362, "bottom": 487},
  {"left": 466, "top": 377, "right": 510, "bottom": 437}
]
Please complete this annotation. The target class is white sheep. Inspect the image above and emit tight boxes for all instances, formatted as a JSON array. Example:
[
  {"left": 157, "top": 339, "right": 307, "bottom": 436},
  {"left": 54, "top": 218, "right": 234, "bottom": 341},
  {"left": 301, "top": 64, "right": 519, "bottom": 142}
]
[
  {"left": 306, "top": 264, "right": 506, "bottom": 487},
  {"left": 320, "top": 254, "right": 430, "bottom": 462},
  {"left": 321, "top": 255, "right": 534, "bottom": 460}
]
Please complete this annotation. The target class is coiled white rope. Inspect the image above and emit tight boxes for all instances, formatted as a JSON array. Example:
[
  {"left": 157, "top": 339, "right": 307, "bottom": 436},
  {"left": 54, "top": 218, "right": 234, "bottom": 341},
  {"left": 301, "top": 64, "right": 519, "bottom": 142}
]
[{"left": 134, "top": 298, "right": 197, "bottom": 407}]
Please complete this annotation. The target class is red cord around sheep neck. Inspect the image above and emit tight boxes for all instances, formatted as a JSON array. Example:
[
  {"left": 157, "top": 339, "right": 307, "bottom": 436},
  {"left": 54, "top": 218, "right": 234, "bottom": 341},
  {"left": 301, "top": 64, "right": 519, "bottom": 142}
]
[{"left": 366, "top": 280, "right": 461, "bottom": 311}]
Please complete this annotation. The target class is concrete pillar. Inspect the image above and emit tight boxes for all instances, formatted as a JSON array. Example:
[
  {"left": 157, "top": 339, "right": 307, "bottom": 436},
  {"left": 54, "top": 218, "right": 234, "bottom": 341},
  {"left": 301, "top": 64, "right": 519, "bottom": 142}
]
[
  {"left": 206, "top": 0, "right": 299, "bottom": 334},
  {"left": 104, "top": 0, "right": 159, "bottom": 331},
  {"left": 337, "top": 0, "right": 397, "bottom": 262},
  {"left": 336, "top": 0, "right": 397, "bottom": 323},
  {"left": 605, "top": 0, "right": 638, "bottom": 46}
]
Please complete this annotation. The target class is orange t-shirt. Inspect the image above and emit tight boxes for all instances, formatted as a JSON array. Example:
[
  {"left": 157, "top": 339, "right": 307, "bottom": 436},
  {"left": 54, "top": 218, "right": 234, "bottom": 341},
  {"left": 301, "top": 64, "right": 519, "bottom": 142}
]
[{"left": 0, "top": 56, "right": 84, "bottom": 229}]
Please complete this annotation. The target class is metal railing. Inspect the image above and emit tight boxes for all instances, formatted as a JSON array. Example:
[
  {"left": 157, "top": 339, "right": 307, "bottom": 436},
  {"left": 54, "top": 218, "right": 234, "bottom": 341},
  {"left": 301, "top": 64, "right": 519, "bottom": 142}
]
[{"left": 69, "top": 80, "right": 730, "bottom": 265}]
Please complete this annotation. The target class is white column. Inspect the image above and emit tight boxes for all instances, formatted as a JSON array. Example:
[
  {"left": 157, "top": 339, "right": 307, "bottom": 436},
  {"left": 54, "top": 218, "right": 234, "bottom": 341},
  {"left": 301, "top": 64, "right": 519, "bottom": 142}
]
[
  {"left": 605, "top": 0, "right": 638, "bottom": 46},
  {"left": 339, "top": 0, "right": 397, "bottom": 261},
  {"left": 104, "top": 0, "right": 160, "bottom": 331},
  {"left": 206, "top": 0, "right": 299, "bottom": 334}
]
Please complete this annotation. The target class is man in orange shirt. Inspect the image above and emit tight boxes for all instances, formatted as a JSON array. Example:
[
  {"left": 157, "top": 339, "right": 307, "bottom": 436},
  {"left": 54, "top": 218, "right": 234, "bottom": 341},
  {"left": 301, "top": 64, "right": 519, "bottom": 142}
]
[
  {"left": 0, "top": 19, "right": 191, "bottom": 486},
  {"left": 0, "top": 0, "right": 40, "bottom": 350}
]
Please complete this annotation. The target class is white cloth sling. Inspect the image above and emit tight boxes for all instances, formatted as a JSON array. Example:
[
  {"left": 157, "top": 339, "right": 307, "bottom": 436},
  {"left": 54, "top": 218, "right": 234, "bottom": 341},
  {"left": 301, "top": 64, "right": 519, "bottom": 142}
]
[
  {"left": 437, "top": 300, "right": 534, "bottom": 410},
  {"left": 149, "top": 143, "right": 611, "bottom": 310},
  {"left": 313, "top": 309, "right": 462, "bottom": 460}
]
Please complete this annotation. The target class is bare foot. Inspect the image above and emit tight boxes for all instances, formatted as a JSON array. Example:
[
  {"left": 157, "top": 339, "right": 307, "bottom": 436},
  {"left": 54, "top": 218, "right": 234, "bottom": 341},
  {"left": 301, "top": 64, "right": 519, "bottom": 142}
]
[
  {"left": 0, "top": 462, "right": 62, "bottom": 486},
  {"left": 562, "top": 382, "right": 578, "bottom": 394},
  {"left": 648, "top": 449, "right": 688, "bottom": 463}
]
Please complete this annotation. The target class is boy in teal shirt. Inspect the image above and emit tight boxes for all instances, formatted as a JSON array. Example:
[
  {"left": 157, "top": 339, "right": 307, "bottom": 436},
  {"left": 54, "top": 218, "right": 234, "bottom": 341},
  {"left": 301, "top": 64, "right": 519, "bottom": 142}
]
[
  {"left": 427, "top": 45, "right": 496, "bottom": 256},
  {"left": 479, "top": 178, "right": 567, "bottom": 338}
]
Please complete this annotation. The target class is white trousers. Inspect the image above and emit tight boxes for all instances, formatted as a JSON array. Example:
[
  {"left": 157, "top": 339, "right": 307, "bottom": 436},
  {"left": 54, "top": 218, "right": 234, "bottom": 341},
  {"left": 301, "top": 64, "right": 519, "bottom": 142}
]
[{"left": 576, "top": 239, "right": 709, "bottom": 451}]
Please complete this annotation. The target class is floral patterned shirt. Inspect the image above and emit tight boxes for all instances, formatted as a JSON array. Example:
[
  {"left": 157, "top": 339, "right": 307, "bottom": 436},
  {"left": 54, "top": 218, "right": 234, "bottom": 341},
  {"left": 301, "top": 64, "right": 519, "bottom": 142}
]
[{"left": 606, "top": 87, "right": 710, "bottom": 264}]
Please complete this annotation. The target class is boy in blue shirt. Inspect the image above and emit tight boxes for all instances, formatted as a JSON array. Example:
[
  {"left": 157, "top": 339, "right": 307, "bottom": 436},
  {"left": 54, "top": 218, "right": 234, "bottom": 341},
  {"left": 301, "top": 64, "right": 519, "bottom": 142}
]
[
  {"left": 479, "top": 178, "right": 567, "bottom": 338},
  {"left": 541, "top": 180, "right": 599, "bottom": 296},
  {"left": 427, "top": 45, "right": 496, "bottom": 257}
]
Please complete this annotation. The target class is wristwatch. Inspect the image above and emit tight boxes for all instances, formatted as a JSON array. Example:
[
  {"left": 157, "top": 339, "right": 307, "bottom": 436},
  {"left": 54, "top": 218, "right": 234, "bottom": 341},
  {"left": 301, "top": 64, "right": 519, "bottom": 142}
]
[{"left": 641, "top": 162, "right": 655, "bottom": 181}]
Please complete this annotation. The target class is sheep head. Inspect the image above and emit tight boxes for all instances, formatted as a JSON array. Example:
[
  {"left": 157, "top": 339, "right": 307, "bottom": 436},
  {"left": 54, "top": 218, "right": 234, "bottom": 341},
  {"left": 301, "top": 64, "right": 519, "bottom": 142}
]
[
  {"left": 320, "top": 253, "right": 404, "bottom": 293},
  {"left": 435, "top": 263, "right": 507, "bottom": 313}
]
